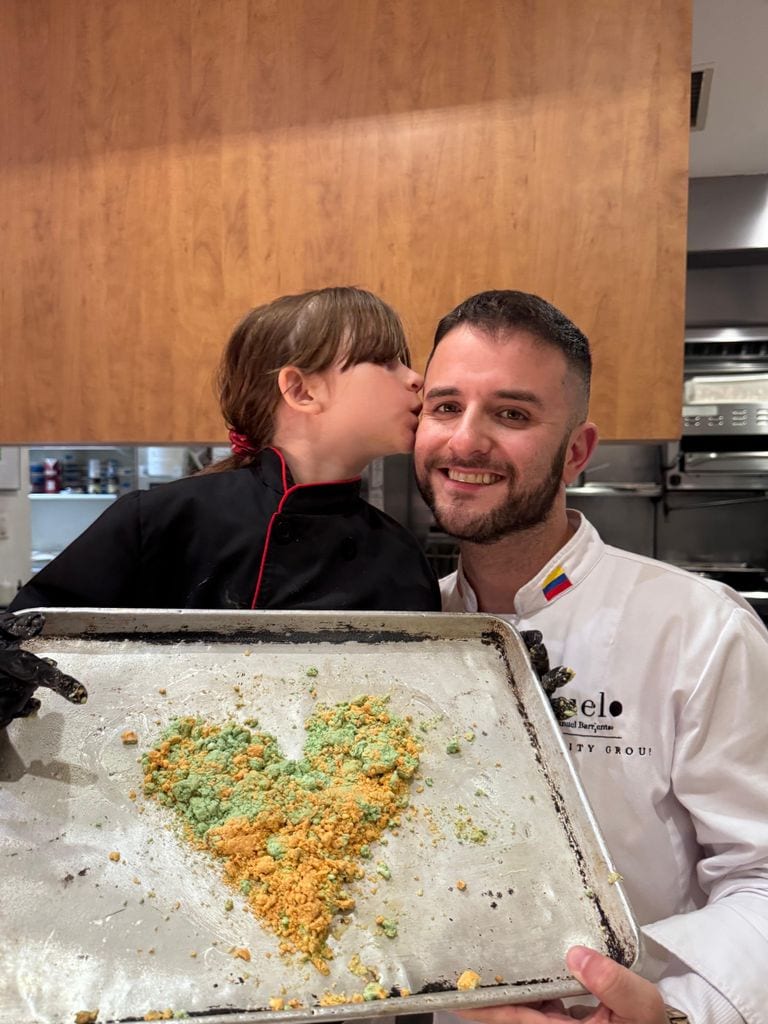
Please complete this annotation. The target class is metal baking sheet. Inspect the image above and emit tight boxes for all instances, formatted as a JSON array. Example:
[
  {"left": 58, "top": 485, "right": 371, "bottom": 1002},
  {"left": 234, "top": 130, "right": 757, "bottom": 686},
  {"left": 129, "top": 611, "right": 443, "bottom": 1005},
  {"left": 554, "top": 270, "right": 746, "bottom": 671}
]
[{"left": 0, "top": 610, "right": 639, "bottom": 1024}]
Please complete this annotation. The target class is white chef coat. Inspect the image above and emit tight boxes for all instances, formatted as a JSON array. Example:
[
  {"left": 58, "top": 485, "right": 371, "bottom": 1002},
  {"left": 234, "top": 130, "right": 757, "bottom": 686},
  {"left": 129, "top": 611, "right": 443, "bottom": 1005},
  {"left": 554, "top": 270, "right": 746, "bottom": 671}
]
[{"left": 440, "top": 511, "right": 768, "bottom": 1024}]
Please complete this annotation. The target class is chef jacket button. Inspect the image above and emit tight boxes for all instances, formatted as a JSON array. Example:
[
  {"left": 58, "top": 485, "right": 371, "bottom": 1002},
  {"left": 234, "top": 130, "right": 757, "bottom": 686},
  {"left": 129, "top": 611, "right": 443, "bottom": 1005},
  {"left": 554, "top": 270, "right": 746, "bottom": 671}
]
[
  {"left": 273, "top": 520, "right": 293, "bottom": 544},
  {"left": 340, "top": 537, "right": 357, "bottom": 561}
]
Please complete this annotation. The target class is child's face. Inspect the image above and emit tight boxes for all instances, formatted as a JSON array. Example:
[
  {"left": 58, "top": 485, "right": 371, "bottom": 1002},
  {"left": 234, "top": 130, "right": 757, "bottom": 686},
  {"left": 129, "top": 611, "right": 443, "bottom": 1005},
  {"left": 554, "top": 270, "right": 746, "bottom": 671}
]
[{"left": 323, "top": 358, "right": 424, "bottom": 467}]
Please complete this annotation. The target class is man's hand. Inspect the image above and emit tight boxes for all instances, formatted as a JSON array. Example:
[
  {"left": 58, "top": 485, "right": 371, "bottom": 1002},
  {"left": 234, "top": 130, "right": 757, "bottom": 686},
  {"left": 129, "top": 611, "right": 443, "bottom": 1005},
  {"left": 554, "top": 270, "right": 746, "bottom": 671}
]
[
  {"left": 455, "top": 947, "right": 667, "bottom": 1023},
  {"left": 0, "top": 611, "right": 87, "bottom": 728}
]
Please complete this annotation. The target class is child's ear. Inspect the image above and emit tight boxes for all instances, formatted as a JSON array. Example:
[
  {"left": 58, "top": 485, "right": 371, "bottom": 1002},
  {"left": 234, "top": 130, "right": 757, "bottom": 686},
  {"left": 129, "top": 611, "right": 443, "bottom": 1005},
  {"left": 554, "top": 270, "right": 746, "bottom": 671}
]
[{"left": 277, "top": 366, "right": 329, "bottom": 415}]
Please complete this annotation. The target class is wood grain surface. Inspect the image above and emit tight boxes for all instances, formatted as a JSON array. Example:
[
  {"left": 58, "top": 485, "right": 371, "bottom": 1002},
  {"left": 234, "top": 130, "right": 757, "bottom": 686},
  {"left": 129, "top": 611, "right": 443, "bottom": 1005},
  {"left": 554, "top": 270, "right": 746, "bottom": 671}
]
[{"left": 0, "top": 0, "right": 691, "bottom": 442}]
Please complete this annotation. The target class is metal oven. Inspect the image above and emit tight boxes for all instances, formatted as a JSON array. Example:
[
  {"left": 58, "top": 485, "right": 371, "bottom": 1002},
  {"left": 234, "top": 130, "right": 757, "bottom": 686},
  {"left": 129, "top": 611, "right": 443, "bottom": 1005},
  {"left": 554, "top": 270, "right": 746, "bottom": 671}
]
[{"left": 662, "top": 327, "right": 768, "bottom": 623}]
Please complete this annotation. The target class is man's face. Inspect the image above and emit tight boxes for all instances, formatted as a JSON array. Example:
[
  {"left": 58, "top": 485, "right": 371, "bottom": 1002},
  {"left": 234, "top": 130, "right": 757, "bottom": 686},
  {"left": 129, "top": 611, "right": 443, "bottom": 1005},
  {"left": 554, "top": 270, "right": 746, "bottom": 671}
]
[{"left": 414, "top": 325, "right": 583, "bottom": 544}]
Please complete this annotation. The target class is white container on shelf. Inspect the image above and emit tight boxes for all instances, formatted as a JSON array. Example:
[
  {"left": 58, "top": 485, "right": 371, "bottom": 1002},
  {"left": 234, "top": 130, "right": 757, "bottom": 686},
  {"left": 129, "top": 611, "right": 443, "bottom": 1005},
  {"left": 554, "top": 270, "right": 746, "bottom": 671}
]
[{"left": 145, "top": 447, "right": 187, "bottom": 478}]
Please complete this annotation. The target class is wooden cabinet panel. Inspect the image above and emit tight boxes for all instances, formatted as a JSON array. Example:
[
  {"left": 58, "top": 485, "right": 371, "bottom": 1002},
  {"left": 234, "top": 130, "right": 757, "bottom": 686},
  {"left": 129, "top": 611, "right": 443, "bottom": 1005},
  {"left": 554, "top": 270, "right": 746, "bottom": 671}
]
[{"left": 0, "top": 0, "right": 690, "bottom": 443}]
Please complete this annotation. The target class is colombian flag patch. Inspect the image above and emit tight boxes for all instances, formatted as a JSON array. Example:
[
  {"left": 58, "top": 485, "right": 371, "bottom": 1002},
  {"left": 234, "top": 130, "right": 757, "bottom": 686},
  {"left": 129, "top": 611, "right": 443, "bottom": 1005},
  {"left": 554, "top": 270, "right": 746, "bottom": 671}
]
[{"left": 541, "top": 565, "right": 572, "bottom": 602}]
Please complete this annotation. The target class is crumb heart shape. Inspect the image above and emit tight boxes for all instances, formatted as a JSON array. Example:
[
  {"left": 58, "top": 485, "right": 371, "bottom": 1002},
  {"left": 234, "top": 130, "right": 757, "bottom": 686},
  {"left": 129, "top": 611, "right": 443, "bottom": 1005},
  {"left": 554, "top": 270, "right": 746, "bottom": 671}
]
[{"left": 142, "top": 695, "right": 421, "bottom": 972}]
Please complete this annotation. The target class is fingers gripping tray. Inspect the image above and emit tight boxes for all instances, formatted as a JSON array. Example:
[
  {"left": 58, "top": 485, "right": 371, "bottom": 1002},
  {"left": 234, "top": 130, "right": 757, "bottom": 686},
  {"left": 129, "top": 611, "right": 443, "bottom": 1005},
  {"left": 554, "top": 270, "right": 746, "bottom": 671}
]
[{"left": 0, "top": 610, "right": 639, "bottom": 1024}]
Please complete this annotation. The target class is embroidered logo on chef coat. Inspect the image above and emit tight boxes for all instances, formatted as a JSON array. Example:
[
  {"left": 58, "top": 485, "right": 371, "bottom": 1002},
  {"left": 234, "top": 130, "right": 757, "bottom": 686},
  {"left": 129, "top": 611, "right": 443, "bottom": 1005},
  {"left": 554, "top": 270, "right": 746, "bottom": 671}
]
[{"left": 541, "top": 564, "right": 572, "bottom": 601}]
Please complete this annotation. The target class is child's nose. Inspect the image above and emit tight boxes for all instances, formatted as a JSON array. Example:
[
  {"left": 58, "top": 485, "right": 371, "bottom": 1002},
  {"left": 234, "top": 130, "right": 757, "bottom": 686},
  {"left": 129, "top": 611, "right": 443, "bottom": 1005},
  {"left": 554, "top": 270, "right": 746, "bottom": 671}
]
[{"left": 407, "top": 367, "right": 424, "bottom": 391}]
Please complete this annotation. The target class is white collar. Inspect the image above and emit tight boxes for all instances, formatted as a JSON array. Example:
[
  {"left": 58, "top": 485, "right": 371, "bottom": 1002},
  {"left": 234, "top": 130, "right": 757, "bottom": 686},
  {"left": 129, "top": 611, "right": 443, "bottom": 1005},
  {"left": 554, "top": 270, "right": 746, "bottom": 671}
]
[{"left": 455, "top": 510, "right": 605, "bottom": 616}]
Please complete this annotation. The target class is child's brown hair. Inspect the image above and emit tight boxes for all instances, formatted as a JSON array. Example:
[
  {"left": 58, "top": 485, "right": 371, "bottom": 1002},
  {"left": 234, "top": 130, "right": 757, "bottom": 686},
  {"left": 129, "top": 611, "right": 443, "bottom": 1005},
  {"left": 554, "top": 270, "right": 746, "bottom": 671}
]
[{"left": 210, "top": 286, "right": 410, "bottom": 472}]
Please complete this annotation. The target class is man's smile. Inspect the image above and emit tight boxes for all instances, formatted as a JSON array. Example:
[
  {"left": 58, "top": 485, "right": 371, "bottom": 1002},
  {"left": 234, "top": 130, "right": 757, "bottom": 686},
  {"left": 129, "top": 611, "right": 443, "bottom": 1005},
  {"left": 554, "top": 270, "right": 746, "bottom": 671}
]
[{"left": 443, "top": 468, "right": 504, "bottom": 486}]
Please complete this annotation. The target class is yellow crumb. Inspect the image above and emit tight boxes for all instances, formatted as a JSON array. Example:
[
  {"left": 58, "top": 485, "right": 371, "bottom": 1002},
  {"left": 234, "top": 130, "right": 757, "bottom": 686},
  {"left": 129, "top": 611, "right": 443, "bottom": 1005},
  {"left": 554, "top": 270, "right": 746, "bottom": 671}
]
[
  {"left": 456, "top": 879, "right": 467, "bottom": 891},
  {"left": 457, "top": 969, "right": 481, "bottom": 991},
  {"left": 121, "top": 730, "right": 138, "bottom": 745},
  {"left": 607, "top": 871, "right": 624, "bottom": 884},
  {"left": 128, "top": 790, "right": 137, "bottom": 801},
  {"left": 74, "top": 1012, "right": 99, "bottom": 1024},
  {"left": 108, "top": 851, "right": 120, "bottom": 863},
  {"left": 268, "top": 998, "right": 284, "bottom": 1011}
]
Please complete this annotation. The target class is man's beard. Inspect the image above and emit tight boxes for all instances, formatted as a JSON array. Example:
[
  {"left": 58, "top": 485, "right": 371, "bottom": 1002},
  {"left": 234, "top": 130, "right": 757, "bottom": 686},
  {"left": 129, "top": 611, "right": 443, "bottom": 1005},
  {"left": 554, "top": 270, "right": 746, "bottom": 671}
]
[{"left": 416, "top": 436, "right": 569, "bottom": 545}]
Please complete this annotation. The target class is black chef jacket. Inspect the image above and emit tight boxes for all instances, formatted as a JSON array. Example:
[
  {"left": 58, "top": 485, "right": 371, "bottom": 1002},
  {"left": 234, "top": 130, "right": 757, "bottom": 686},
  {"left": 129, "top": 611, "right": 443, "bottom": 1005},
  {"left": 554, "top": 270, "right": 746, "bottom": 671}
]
[{"left": 10, "top": 448, "right": 440, "bottom": 612}]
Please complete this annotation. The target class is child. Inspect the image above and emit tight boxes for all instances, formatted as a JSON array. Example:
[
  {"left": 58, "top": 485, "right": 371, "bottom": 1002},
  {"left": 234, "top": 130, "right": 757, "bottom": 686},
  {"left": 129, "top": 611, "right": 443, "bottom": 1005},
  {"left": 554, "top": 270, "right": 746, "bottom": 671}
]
[{"left": 11, "top": 287, "right": 440, "bottom": 612}]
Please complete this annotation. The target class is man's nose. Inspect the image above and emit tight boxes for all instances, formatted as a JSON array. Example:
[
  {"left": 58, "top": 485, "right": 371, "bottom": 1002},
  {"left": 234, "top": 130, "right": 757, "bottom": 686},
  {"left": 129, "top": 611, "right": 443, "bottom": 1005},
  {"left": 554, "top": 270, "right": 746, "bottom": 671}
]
[{"left": 446, "top": 411, "right": 491, "bottom": 459}]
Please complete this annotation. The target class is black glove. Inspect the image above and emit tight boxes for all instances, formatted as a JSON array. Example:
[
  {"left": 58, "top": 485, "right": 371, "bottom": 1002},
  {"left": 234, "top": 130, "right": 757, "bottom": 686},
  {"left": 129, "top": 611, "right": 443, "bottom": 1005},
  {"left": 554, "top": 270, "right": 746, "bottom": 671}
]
[
  {"left": 0, "top": 611, "right": 88, "bottom": 729},
  {"left": 520, "top": 629, "right": 577, "bottom": 723}
]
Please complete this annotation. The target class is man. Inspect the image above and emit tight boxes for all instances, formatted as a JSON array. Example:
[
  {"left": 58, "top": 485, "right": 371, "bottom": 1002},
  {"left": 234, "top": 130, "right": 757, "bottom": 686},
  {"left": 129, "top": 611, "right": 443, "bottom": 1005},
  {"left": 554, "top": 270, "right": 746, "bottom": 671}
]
[{"left": 414, "top": 290, "right": 768, "bottom": 1024}]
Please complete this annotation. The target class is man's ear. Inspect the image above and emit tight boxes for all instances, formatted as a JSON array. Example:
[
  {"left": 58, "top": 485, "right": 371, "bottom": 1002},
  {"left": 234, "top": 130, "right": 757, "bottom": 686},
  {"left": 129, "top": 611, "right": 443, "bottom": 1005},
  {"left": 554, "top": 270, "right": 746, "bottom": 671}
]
[
  {"left": 277, "top": 366, "right": 329, "bottom": 415},
  {"left": 563, "top": 420, "right": 599, "bottom": 484}
]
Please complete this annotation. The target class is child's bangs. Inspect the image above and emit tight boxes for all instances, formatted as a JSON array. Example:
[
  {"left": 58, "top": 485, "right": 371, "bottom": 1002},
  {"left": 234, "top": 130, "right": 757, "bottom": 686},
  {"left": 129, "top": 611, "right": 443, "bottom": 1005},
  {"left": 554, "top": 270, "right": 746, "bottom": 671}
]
[{"left": 339, "top": 300, "right": 411, "bottom": 369}]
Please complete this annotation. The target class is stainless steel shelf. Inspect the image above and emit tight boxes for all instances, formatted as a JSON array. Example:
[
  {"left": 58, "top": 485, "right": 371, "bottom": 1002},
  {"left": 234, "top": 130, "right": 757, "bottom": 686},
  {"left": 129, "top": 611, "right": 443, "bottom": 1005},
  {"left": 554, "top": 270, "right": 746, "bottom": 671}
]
[{"left": 566, "top": 484, "right": 662, "bottom": 498}]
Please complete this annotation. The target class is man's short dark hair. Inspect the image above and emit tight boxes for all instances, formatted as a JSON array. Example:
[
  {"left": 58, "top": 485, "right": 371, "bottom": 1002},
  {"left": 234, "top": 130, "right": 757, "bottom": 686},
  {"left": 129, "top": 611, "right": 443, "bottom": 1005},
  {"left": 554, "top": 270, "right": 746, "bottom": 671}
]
[{"left": 433, "top": 290, "right": 592, "bottom": 413}]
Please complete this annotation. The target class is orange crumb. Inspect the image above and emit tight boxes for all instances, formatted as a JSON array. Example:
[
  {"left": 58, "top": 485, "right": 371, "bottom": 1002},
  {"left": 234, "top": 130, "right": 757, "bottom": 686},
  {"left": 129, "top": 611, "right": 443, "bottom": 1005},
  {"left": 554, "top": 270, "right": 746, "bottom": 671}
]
[
  {"left": 269, "top": 998, "right": 284, "bottom": 1011},
  {"left": 457, "top": 969, "right": 481, "bottom": 991},
  {"left": 456, "top": 879, "right": 467, "bottom": 891},
  {"left": 75, "top": 1012, "right": 99, "bottom": 1024},
  {"left": 121, "top": 730, "right": 138, "bottom": 745},
  {"left": 108, "top": 851, "right": 120, "bottom": 863},
  {"left": 232, "top": 947, "right": 251, "bottom": 961}
]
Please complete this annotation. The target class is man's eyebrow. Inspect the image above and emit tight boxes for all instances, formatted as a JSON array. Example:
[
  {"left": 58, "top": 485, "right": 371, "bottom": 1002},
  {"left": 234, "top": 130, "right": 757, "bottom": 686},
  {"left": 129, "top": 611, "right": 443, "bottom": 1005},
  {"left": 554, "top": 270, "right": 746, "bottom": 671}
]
[
  {"left": 495, "top": 389, "right": 542, "bottom": 406},
  {"left": 424, "top": 386, "right": 461, "bottom": 400},
  {"left": 424, "top": 385, "right": 542, "bottom": 406}
]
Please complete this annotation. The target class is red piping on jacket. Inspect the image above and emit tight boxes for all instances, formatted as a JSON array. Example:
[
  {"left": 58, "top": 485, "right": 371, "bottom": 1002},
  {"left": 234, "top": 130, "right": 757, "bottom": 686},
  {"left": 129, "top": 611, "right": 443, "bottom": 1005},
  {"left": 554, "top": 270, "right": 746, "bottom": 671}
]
[{"left": 250, "top": 447, "right": 361, "bottom": 609}]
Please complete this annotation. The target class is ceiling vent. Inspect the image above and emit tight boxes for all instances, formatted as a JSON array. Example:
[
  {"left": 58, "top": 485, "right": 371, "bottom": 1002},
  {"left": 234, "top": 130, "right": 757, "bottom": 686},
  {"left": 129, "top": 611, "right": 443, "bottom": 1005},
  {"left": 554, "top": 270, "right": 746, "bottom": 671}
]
[{"left": 690, "top": 66, "right": 714, "bottom": 131}]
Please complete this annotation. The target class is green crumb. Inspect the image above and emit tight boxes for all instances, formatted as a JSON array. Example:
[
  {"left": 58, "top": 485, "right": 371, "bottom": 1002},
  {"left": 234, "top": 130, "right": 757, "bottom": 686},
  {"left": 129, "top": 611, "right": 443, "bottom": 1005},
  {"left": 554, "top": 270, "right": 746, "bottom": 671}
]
[
  {"left": 446, "top": 739, "right": 461, "bottom": 754},
  {"left": 266, "top": 836, "right": 286, "bottom": 860},
  {"left": 424, "top": 777, "right": 434, "bottom": 787},
  {"left": 359, "top": 844, "right": 372, "bottom": 859},
  {"left": 306, "top": 667, "right": 319, "bottom": 678},
  {"left": 474, "top": 788, "right": 487, "bottom": 797},
  {"left": 240, "top": 880, "right": 252, "bottom": 895},
  {"left": 454, "top": 814, "right": 489, "bottom": 845},
  {"left": 224, "top": 899, "right": 234, "bottom": 912},
  {"left": 376, "top": 917, "right": 398, "bottom": 939},
  {"left": 376, "top": 862, "right": 391, "bottom": 880},
  {"left": 463, "top": 731, "right": 475, "bottom": 742},
  {"left": 363, "top": 982, "right": 388, "bottom": 1001}
]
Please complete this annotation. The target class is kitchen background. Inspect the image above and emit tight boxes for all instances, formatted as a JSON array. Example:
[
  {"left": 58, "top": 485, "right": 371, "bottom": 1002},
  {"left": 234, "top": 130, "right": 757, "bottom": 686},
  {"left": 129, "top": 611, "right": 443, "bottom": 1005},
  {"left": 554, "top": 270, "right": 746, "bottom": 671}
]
[{"left": 0, "top": 0, "right": 767, "bottom": 625}]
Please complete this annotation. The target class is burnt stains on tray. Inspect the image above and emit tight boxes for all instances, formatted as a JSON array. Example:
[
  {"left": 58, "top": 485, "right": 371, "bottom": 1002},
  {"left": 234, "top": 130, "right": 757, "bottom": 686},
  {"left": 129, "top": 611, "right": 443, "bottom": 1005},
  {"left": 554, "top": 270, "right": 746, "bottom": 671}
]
[{"left": 0, "top": 610, "right": 639, "bottom": 1024}]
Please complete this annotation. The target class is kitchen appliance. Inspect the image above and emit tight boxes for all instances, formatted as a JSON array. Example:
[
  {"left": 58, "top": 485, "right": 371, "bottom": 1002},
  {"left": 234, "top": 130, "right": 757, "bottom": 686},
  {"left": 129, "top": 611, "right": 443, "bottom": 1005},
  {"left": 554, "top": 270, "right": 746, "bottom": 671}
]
[
  {"left": 666, "top": 327, "right": 768, "bottom": 490},
  {"left": 660, "top": 326, "right": 768, "bottom": 623}
]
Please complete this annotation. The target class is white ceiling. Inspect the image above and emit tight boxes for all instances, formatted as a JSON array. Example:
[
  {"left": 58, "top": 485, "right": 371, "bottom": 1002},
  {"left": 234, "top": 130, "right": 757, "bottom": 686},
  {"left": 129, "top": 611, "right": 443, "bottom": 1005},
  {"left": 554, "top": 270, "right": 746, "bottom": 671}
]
[{"left": 689, "top": 0, "right": 768, "bottom": 177}]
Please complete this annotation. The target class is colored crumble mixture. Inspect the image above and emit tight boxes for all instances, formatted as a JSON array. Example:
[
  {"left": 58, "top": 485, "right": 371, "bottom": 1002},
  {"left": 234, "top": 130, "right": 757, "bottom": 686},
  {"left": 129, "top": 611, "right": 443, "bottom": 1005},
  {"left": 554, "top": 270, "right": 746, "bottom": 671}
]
[{"left": 142, "top": 695, "right": 421, "bottom": 973}]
